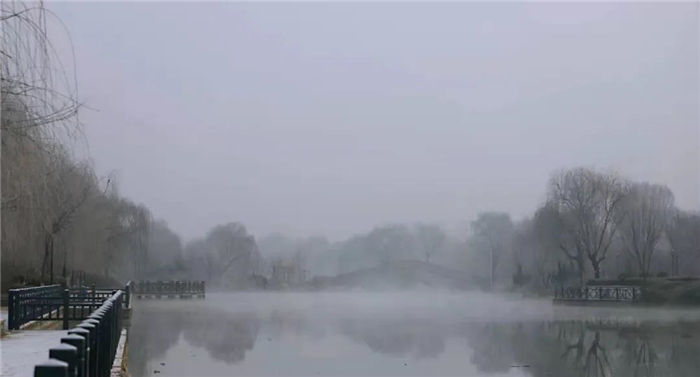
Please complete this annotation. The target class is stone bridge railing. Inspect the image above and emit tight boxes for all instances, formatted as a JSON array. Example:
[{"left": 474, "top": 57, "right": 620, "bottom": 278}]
[{"left": 554, "top": 285, "right": 642, "bottom": 302}]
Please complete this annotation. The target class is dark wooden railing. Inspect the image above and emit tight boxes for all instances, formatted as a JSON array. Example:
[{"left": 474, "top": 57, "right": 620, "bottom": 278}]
[
  {"left": 133, "top": 280, "right": 205, "bottom": 298},
  {"left": 7, "top": 284, "right": 62, "bottom": 330},
  {"left": 554, "top": 285, "right": 642, "bottom": 302},
  {"left": 33, "top": 289, "right": 125, "bottom": 377},
  {"left": 7, "top": 282, "right": 132, "bottom": 330}
]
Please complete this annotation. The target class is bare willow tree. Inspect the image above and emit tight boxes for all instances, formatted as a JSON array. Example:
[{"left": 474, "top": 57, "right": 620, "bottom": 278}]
[
  {"left": 40, "top": 148, "right": 93, "bottom": 283},
  {"left": 616, "top": 183, "right": 674, "bottom": 277},
  {"left": 1, "top": 3, "right": 189, "bottom": 288},
  {"left": 1, "top": 2, "right": 80, "bottom": 137},
  {"left": 1, "top": 97, "right": 48, "bottom": 282},
  {"left": 102, "top": 196, "right": 151, "bottom": 279},
  {"left": 1, "top": 1, "right": 83, "bottom": 285},
  {"left": 548, "top": 168, "right": 627, "bottom": 282}
]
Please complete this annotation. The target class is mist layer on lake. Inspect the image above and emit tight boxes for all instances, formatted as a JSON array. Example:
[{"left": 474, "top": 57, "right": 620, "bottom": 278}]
[{"left": 129, "top": 292, "right": 700, "bottom": 377}]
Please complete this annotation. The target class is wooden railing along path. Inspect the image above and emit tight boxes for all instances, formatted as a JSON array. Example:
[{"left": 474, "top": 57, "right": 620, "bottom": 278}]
[
  {"left": 132, "top": 280, "right": 205, "bottom": 298},
  {"left": 7, "top": 282, "right": 131, "bottom": 331},
  {"left": 32, "top": 289, "right": 126, "bottom": 377}
]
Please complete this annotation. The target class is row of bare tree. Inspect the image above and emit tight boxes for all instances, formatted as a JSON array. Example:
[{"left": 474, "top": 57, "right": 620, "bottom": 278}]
[
  {"left": 253, "top": 169, "right": 697, "bottom": 290},
  {"left": 0, "top": 3, "right": 178, "bottom": 289},
  {"left": 467, "top": 167, "right": 699, "bottom": 290},
  {"left": 1, "top": 84, "right": 158, "bottom": 287}
]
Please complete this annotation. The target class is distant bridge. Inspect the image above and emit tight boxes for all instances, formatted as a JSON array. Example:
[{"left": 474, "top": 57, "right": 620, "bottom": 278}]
[{"left": 309, "top": 260, "right": 474, "bottom": 290}]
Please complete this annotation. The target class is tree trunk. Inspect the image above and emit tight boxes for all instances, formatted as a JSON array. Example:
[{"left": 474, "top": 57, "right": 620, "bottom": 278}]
[
  {"left": 638, "top": 257, "right": 646, "bottom": 279},
  {"left": 42, "top": 233, "right": 55, "bottom": 284},
  {"left": 62, "top": 247, "right": 68, "bottom": 283},
  {"left": 41, "top": 234, "right": 50, "bottom": 284},
  {"left": 590, "top": 256, "right": 601, "bottom": 279},
  {"left": 489, "top": 247, "right": 494, "bottom": 290},
  {"left": 49, "top": 234, "right": 54, "bottom": 284},
  {"left": 576, "top": 258, "right": 585, "bottom": 286},
  {"left": 643, "top": 250, "right": 653, "bottom": 278},
  {"left": 588, "top": 253, "right": 601, "bottom": 280}
]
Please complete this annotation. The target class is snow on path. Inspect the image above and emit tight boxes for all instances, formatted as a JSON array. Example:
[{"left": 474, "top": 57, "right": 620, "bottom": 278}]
[
  {"left": 1, "top": 308, "right": 7, "bottom": 330},
  {"left": 1, "top": 330, "right": 66, "bottom": 377}
]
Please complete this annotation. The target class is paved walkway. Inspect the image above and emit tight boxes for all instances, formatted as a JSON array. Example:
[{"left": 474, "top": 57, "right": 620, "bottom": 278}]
[{"left": 0, "top": 330, "right": 65, "bottom": 377}]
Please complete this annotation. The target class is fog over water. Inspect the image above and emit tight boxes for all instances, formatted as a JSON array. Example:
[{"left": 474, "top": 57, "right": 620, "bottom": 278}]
[{"left": 129, "top": 292, "right": 700, "bottom": 377}]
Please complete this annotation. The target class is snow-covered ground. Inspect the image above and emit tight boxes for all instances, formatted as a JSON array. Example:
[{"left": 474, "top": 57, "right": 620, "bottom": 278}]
[{"left": 0, "top": 330, "right": 66, "bottom": 377}]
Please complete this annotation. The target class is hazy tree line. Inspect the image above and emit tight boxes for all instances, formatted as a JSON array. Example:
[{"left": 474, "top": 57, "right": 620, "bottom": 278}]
[
  {"left": 0, "top": 3, "right": 259, "bottom": 290},
  {"left": 254, "top": 224, "right": 455, "bottom": 279},
  {"left": 463, "top": 167, "right": 700, "bottom": 291},
  {"left": 260, "top": 167, "right": 699, "bottom": 292}
]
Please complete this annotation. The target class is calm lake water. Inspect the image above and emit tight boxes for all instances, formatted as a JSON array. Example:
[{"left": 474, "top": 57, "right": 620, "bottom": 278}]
[{"left": 129, "top": 291, "right": 700, "bottom": 377}]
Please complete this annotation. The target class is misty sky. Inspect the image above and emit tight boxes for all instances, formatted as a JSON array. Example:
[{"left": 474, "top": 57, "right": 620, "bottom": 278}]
[{"left": 49, "top": 2, "right": 698, "bottom": 241}]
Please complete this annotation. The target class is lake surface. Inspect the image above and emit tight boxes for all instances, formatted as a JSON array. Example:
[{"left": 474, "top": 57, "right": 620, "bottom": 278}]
[{"left": 129, "top": 291, "right": 700, "bottom": 377}]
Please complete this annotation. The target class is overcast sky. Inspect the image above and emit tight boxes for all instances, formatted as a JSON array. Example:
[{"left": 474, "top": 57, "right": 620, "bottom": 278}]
[{"left": 49, "top": 2, "right": 698, "bottom": 241}]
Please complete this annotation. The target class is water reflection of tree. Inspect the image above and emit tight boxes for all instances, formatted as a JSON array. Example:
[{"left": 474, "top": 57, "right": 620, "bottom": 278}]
[
  {"left": 580, "top": 332, "right": 611, "bottom": 377},
  {"left": 619, "top": 325, "right": 658, "bottom": 377},
  {"left": 182, "top": 311, "right": 259, "bottom": 364},
  {"left": 335, "top": 318, "right": 700, "bottom": 377},
  {"left": 465, "top": 323, "right": 515, "bottom": 373},
  {"left": 339, "top": 318, "right": 446, "bottom": 359},
  {"left": 129, "top": 305, "right": 260, "bottom": 376},
  {"left": 129, "top": 307, "right": 187, "bottom": 377},
  {"left": 616, "top": 321, "right": 700, "bottom": 377},
  {"left": 559, "top": 326, "right": 611, "bottom": 377},
  {"left": 665, "top": 322, "right": 700, "bottom": 377},
  {"left": 462, "top": 320, "right": 700, "bottom": 377}
]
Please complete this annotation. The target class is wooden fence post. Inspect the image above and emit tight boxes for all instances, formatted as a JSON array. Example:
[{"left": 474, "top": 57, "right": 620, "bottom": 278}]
[
  {"left": 124, "top": 282, "right": 131, "bottom": 309},
  {"left": 49, "top": 344, "right": 78, "bottom": 377},
  {"left": 8, "top": 289, "right": 15, "bottom": 330},
  {"left": 34, "top": 359, "right": 69, "bottom": 377},
  {"left": 63, "top": 289, "right": 70, "bottom": 330}
]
